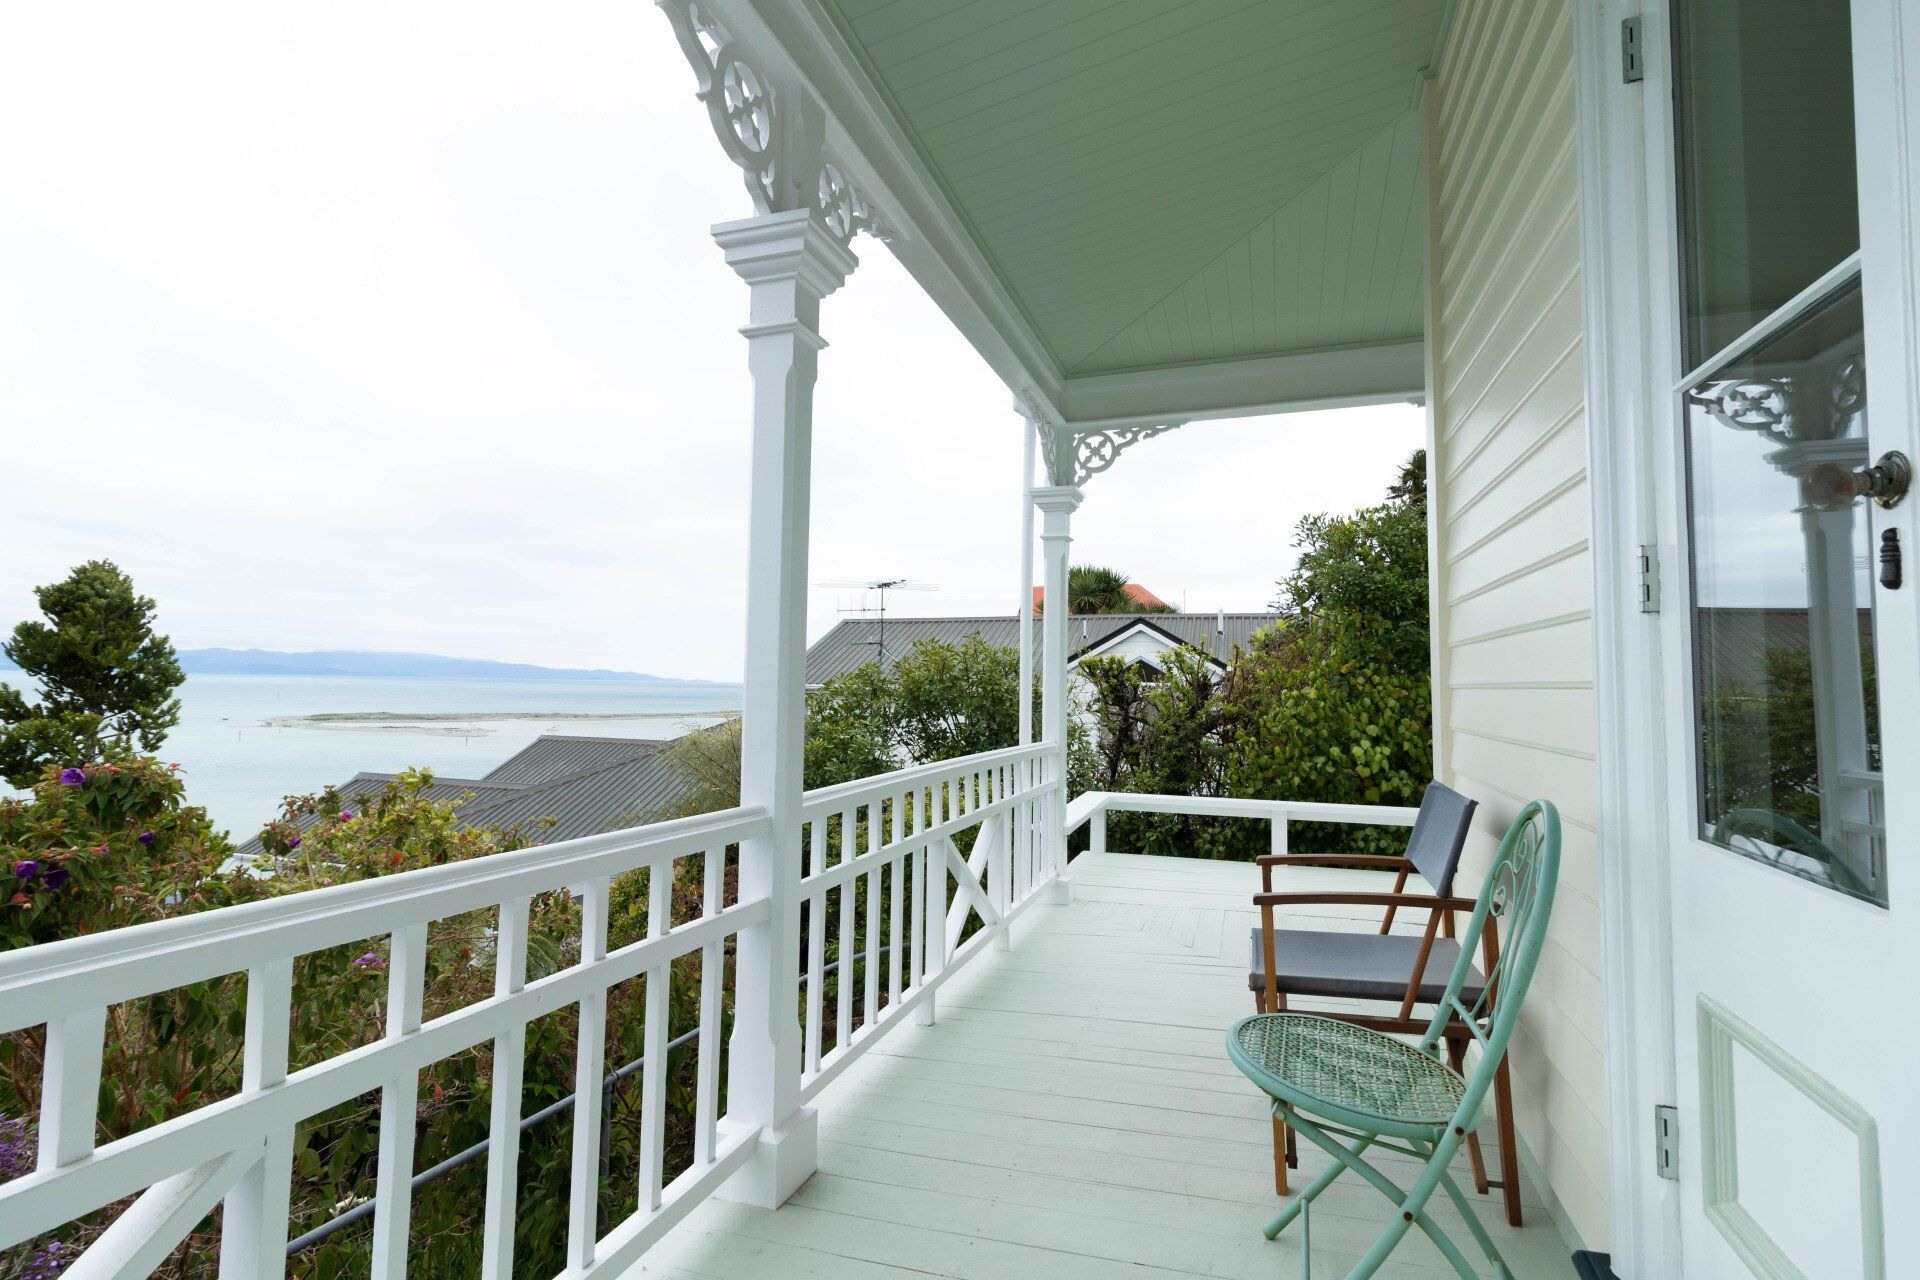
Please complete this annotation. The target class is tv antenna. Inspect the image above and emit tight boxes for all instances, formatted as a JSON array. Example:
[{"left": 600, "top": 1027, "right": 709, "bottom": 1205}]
[{"left": 817, "top": 577, "right": 939, "bottom": 668}]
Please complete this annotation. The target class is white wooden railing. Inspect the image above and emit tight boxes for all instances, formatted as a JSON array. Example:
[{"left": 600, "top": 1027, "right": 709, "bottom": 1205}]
[
  {"left": 0, "top": 743, "right": 1067, "bottom": 1278},
  {"left": 1067, "top": 791, "right": 1422, "bottom": 856},
  {"left": 0, "top": 804, "right": 770, "bottom": 1280},
  {"left": 795, "top": 741, "right": 1054, "bottom": 1103}
]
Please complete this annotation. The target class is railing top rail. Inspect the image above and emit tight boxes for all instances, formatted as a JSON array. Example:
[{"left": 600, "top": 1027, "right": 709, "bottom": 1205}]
[
  {"left": 800, "top": 740, "right": 1051, "bottom": 812},
  {"left": 1069, "top": 791, "right": 1421, "bottom": 829},
  {"left": 0, "top": 804, "right": 769, "bottom": 1033}
]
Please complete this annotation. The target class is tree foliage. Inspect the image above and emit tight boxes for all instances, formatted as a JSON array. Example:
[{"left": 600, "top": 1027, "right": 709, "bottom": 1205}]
[
  {"left": 1084, "top": 453, "right": 1433, "bottom": 856},
  {"left": 1, "top": 765, "right": 703, "bottom": 1278},
  {"left": 0, "top": 562, "right": 186, "bottom": 788}
]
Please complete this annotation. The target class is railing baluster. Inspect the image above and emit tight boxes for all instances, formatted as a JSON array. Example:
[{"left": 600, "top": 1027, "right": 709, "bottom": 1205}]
[
  {"left": 887, "top": 795, "right": 904, "bottom": 1010},
  {"left": 910, "top": 788, "right": 928, "bottom": 993},
  {"left": 566, "top": 878, "right": 611, "bottom": 1273},
  {"left": 835, "top": 807, "right": 854, "bottom": 1052},
  {"left": 219, "top": 957, "right": 295, "bottom": 1280},
  {"left": 1272, "top": 817, "right": 1289, "bottom": 859},
  {"left": 371, "top": 921, "right": 428, "bottom": 1280},
  {"left": 804, "top": 820, "right": 825, "bottom": 1075},
  {"left": 694, "top": 847, "right": 723, "bottom": 1166},
  {"left": 863, "top": 806, "right": 881, "bottom": 1032},
  {"left": 479, "top": 898, "right": 531, "bottom": 1280},
  {"left": 638, "top": 856, "right": 672, "bottom": 1212},
  {"left": 37, "top": 1004, "right": 106, "bottom": 1174}
]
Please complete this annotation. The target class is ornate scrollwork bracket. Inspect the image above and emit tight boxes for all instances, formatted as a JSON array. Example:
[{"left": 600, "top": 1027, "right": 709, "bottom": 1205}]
[
  {"left": 658, "top": 1, "right": 888, "bottom": 245},
  {"left": 1016, "top": 391, "right": 1185, "bottom": 486}
]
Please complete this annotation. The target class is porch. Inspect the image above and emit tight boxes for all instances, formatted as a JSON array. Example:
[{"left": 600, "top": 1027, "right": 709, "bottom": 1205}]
[{"left": 636, "top": 851, "right": 1577, "bottom": 1280}]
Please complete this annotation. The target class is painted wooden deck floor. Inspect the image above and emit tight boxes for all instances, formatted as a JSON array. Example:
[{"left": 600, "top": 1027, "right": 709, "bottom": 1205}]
[{"left": 633, "top": 852, "right": 1580, "bottom": 1280}]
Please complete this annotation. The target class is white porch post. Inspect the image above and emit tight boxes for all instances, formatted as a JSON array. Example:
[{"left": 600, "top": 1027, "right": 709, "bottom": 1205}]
[
  {"left": 1032, "top": 484, "right": 1081, "bottom": 900},
  {"left": 716, "top": 206, "right": 856, "bottom": 1208}
]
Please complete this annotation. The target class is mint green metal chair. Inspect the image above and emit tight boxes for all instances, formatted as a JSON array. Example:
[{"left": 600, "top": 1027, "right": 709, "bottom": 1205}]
[{"left": 1226, "top": 800, "right": 1559, "bottom": 1279}]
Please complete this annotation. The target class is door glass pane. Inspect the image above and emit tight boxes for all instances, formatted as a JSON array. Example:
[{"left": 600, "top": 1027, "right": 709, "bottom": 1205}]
[
  {"left": 1685, "top": 278, "right": 1885, "bottom": 905},
  {"left": 1673, "top": 0, "right": 1859, "bottom": 370}
]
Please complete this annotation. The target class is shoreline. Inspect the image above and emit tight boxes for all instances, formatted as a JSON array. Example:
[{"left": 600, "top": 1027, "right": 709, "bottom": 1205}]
[{"left": 262, "top": 710, "right": 738, "bottom": 736}]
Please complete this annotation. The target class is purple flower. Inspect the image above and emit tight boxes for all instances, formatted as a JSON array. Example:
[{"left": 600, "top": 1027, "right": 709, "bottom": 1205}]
[
  {"left": 57, "top": 768, "right": 85, "bottom": 786},
  {"left": 43, "top": 869, "right": 69, "bottom": 890},
  {"left": 338, "top": 809, "right": 355, "bottom": 821},
  {"left": 287, "top": 835, "right": 301, "bottom": 849},
  {"left": 352, "top": 952, "right": 386, "bottom": 969},
  {"left": 0, "top": 1117, "right": 33, "bottom": 1180},
  {"left": 12, "top": 861, "right": 39, "bottom": 880},
  {"left": 137, "top": 831, "right": 156, "bottom": 846}
]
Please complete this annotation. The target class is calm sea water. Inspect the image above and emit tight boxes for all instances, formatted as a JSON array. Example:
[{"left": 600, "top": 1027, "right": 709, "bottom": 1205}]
[{"left": 5, "top": 675, "right": 741, "bottom": 840}]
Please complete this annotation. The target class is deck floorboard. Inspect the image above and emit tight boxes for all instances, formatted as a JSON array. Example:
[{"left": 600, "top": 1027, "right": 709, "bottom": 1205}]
[{"left": 634, "top": 852, "right": 1579, "bottom": 1279}]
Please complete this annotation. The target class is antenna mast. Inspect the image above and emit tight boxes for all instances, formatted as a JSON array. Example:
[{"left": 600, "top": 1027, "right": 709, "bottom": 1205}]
[{"left": 816, "top": 577, "right": 940, "bottom": 669}]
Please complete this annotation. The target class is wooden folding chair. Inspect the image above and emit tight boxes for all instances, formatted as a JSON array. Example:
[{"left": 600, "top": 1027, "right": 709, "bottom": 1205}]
[
  {"left": 1230, "top": 801, "right": 1560, "bottom": 1277},
  {"left": 1243, "top": 782, "right": 1526, "bottom": 1227}
]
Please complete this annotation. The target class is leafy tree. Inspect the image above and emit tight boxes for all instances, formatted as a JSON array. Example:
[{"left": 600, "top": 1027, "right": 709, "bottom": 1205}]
[
  {"left": 1080, "top": 647, "right": 1237, "bottom": 856},
  {"left": 0, "top": 562, "right": 186, "bottom": 788},
  {"left": 1080, "top": 451, "right": 1434, "bottom": 856}
]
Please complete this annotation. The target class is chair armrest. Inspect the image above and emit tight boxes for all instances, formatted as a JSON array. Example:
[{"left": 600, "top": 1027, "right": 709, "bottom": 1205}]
[
  {"left": 1253, "top": 890, "right": 1475, "bottom": 912},
  {"left": 1253, "top": 854, "right": 1414, "bottom": 869}
]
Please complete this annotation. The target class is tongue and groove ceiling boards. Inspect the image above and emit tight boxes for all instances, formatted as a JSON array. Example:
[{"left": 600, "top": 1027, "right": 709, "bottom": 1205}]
[{"left": 814, "top": 0, "right": 1448, "bottom": 381}]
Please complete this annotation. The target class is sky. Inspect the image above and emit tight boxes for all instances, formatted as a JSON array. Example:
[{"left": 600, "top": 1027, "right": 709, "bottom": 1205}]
[{"left": 0, "top": 2, "right": 1423, "bottom": 684}]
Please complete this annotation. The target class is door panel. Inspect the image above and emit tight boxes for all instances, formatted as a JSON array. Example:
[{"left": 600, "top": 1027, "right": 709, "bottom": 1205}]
[{"left": 1658, "top": 0, "right": 1915, "bottom": 1275}]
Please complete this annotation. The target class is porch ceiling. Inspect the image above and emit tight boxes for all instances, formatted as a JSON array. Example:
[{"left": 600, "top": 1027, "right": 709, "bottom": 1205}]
[{"left": 816, "top": 0, "right": 1445, "bottom": 381}]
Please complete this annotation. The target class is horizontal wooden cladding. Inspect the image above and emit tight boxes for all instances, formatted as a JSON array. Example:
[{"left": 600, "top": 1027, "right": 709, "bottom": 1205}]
[
  {"left": 1427, "top": 0, "right": 1601, "bottom": 1243},
  {"left": 1447, "top": 613, "right": 1595, "bottom": 688},
  {"left": 1446, "top": 542, "right": 1594, "bottom": 640}
]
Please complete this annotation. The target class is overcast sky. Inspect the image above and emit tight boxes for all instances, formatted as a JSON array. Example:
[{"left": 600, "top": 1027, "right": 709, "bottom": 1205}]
[{"left": 0, "top": 2, "right": 1423, "bottom": 683}]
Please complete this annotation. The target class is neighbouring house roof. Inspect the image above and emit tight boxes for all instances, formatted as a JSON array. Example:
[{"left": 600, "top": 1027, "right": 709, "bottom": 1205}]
[
  {"left": 232, "top": 734, "right": 690, "bottom": 858},
  {"left": 804, "top": 613, "right": 1280, "bottom": 686},
  {"left": 1031, "top": 583, "right": 1173, "bottom": 612}
]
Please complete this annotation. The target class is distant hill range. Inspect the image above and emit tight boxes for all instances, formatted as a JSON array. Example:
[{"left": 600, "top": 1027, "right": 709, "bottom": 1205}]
[{"left": 158, "top": 649, "right": 715, "bottom": 683}]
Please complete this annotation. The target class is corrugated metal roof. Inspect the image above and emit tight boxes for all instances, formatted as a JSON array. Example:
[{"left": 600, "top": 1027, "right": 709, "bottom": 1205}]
[
  {"left": 231, "top": 734, "right": 690, "bottom": 857},
  {"left": 481, "top": 734, "right": 665, "bottom": 787},
  {"left": 804, "top": 613, "right": 1281, "bottom": 685}
]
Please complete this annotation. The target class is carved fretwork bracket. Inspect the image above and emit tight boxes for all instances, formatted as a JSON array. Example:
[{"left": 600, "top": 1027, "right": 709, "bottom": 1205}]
[
  {"left": 1018, "top": 392, "right": 1185, "bottom": 486},
  {"left": 657, "top": 1, "right": 887, "bottom": 246}
]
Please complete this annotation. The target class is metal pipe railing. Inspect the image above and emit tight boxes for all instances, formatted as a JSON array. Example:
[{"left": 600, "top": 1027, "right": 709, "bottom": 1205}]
[{"left": 284, "top": 940, "right": 901, "bottom": 1256}]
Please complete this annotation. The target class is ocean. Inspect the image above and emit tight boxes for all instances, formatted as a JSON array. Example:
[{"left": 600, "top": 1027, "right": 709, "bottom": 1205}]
[{"left": 5, "top": 674, "right": 742, "bottom": 840}]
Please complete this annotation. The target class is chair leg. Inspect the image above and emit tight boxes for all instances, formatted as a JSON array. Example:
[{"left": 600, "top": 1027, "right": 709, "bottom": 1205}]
[
  {"left": 1493, "top": 1051, "right": 1523, "bottom": 1227},
  {"left": 1270, "top": 1113, "right": 1290, "bottom": 1196},
  {"left": 1446, "top": 1036, "right": 1490, "bottom": 1195},
  {"left": 1278, "top": 1115, "right": 1484, "bottom": 1280}
]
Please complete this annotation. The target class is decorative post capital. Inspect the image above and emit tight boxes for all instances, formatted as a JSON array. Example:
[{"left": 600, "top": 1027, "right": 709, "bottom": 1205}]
[
  {"left": 1030, "top": 485, "right": 1083, "bottom": 521},
  {"left": 713, "top": 208, "right": 859, "bottom": 297}
]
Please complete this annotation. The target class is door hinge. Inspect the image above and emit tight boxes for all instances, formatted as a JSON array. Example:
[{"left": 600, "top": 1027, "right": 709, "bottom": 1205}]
[
  {"left": 1621, "top": 16, "right": 1645, "bottom": 84},
  {"left": 1636, "top": 544, "right": 1661, "bottom": 613},
  {"left": 1654, "top": 1104, "right": 1680, "bottom": 1180}
]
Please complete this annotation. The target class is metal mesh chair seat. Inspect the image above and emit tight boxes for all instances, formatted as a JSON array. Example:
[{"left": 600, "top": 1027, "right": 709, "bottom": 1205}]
[{"left": 1228, "top": 1013, "right": 1471, "bottom": 1140}]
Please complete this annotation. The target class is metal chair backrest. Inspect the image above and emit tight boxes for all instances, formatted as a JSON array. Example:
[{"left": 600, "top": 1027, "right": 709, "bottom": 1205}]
[
  {"left": 1403, "top": 782, "right": 1477, "bottom": 897},
  {"left": 1420, "top": 800, "right": 1560, "bottom": 1120}
]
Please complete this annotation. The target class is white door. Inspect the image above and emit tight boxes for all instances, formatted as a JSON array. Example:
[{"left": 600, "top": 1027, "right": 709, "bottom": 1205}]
[{"left": 1648, "top": 0, "right": 1920, "bottom": 1275}]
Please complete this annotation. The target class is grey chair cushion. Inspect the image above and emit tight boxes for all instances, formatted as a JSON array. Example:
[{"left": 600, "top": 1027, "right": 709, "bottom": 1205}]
[
  {"left": 1404, "top": 782, "right": 1477, "bottom": 898},
  {"left": 1248, "top": 926, "right": 1486, "bottom": 1005}
]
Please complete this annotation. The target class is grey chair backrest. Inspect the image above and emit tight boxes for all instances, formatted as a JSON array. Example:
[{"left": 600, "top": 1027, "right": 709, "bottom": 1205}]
[{"left": 1404, "top": 782, "right": 1477, "bottom": 897}]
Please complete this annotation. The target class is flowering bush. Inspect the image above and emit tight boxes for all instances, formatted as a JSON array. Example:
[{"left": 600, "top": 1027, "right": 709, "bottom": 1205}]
[
  {"left": 0, "top": 757, "right": 247, "bottom": 950},
  {"left": 0, "top": 766, "right": 711, "bottom": 1279}
]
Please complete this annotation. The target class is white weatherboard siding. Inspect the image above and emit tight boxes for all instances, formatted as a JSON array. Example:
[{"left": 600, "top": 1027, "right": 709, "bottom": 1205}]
[{"left": 1426, "top": 0, "right": 1608, "bottom": 1251}]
